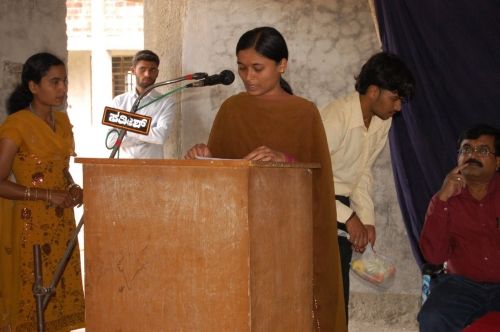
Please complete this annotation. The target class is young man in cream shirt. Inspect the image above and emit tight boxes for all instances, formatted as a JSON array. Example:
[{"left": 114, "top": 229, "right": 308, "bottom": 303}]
[{"left": 321, "top": 52, "right": 415, "bottom": 321}]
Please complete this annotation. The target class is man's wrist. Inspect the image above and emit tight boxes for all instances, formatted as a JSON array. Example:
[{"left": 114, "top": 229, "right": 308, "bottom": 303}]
[{"left": 345, "top": 211, "right": 356, "bottom": 224}]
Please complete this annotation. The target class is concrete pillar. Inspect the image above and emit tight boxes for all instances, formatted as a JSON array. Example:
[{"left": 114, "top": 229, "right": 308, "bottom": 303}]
[{"left": 144, "top": 0, "right": 187, "bottom": 158}]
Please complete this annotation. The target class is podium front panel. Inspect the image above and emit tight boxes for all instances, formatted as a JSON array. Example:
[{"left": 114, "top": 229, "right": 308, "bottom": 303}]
[
  {"left": 248, "top": 167, "right": 313, "bottom": 330},
  {"left": 79, "top": 159, "right": 314, "bottom": 331}
]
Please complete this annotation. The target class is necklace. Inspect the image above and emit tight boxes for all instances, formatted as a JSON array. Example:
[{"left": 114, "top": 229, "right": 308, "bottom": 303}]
[{"left": 30, "top": 104, "right": 55, "bottom": 131}]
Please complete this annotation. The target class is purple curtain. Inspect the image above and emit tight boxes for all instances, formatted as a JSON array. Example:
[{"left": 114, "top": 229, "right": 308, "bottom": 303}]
[{"left": 374, "top": 0, "right": 500, "bottom": 267}]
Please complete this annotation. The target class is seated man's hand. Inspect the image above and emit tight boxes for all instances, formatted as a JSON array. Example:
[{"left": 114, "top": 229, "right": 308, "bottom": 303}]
[
  {"left": 184, "top": 143, "right": 212, "bottom": 159},
  {"left": 437, "top": 164, "right": 468, "bottom": 201},
  {"left": 345, "top": 213, "right": 368, "bottom": 252}
]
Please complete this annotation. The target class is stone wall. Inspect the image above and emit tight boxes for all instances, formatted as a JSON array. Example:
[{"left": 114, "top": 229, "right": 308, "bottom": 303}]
[
  {"left": 179, "top": 0, "right": 384, "bottom": 153},
  {"left": 0, "top": 1, "right": 67, "bottom": 122}
]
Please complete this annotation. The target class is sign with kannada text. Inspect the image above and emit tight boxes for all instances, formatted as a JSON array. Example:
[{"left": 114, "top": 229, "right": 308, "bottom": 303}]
[{"left": 102, "top": 106, "right": 151, "bottom": 135}]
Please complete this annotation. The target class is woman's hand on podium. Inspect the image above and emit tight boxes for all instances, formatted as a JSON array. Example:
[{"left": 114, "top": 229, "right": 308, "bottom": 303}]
[
  {"left": 185, "top": 143, "right": 213, "bottom": 159},
  {"left": 244, "top": 145, "right": 296, "bottom": 162}
]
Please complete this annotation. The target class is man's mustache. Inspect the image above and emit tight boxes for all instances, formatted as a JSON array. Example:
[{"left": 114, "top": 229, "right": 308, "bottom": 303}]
[{"left": 465, "top": 159, "right": 483, "bottom": 167}]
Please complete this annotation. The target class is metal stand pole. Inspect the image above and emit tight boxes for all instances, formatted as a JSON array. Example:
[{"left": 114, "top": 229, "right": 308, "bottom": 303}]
[
  {"left": 33, "top": 245, "right": 48, "bottom": 332},
  {"left": 33, "top": 215, "right": 84, "bottom": 330}
]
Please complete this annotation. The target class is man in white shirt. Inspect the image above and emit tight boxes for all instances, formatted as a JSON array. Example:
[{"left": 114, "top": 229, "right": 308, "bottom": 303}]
[
  {"left": 111, "top": 50, "right": 175, "bottom": 159},
  {"left": 321, "top": 52, "right": 415, "bottom": 321}
]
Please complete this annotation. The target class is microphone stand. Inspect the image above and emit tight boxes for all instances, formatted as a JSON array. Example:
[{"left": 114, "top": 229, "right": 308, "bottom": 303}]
[
  {"left": 33, "top": 218, "right": 84, "bottom": 330},
  {"left": 33, "top": 73, "right": 206, "bottom": 331},
  {"left": 109, "top": 73, "right": 207, "bottom": 159}
]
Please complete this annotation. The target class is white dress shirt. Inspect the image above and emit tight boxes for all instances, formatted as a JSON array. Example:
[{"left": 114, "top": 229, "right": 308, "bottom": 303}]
[
  {"left": 111, "top": 89, "right": 175, "bottom": 159},
  {"left": 321, "top": 92, "right": 392, "bottom": 226}
]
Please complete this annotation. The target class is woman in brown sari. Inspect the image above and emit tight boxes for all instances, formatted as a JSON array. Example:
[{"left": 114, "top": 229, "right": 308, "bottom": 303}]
[
  {"left": 185, "top": 27, "right": 346, "bottom": 331},
  {"left": 0, "top": 53, "right": 85, "bottom": 331}
]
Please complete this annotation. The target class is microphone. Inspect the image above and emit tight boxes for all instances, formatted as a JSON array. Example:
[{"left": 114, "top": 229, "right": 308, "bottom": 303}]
[{"left": 187, "top": 70, "right": 235, "bottom": 87}]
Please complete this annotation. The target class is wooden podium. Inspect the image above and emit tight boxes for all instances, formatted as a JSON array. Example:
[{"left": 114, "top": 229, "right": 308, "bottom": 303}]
[{"left": 77, "top": 158, "right": 318, "bottom": 331}]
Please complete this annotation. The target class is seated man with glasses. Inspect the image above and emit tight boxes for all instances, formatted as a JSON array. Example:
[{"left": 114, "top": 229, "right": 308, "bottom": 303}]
[{"left": 418, "top": 124, "right": 500, "bottom": 332}]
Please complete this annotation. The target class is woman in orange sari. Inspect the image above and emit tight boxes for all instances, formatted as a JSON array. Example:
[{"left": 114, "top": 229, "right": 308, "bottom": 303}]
[{"left": 0, "top": 53, "right": 85, "bottom": 331}]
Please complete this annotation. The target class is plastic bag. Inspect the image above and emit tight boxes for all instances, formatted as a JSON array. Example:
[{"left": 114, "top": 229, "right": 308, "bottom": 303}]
[{"left": 350, "top": 244, "right": 396, "bottom": 288}]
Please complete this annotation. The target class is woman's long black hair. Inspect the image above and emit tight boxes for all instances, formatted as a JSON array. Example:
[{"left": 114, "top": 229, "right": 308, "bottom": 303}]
[
  {"left": 236, "top": 27, "right": 293, "bottom": 95},
  {"left": 6, "top": 52, "right": 64, "bottom": 114}
]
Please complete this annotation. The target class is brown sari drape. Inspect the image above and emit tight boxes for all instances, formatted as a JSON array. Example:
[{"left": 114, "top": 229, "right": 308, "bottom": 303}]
[{"left": 208, "top": 92, "right": 346, "bottom": 331}]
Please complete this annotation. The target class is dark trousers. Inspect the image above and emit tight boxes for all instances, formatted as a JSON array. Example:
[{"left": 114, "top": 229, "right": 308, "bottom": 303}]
[
  {"left": 336, "top": 195, "right": 352, "bottom": 322},
  {"left": 417, "top": 274, "right": 500, "bottom": 332}
]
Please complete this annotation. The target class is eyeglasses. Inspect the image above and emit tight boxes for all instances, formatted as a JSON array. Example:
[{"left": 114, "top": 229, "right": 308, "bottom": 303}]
[{"left": 457, "top": 145, "right": 496, "bottom": 157}]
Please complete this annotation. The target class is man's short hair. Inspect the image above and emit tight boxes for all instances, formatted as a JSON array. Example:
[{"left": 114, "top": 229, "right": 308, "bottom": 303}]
[
  {"left": 355, "top": 52, "right": 415, "bottom": 100},
  {"left": 132, "top": 50, "right": 160, "bottom": 67},
  {"left": 458, "top": 124, "right": 500, "bottom": 156}
]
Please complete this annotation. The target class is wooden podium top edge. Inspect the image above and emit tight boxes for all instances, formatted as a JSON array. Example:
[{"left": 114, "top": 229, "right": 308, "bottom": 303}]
[{"left": 74, "top": 158, "right": 320, "bottom": 169}]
